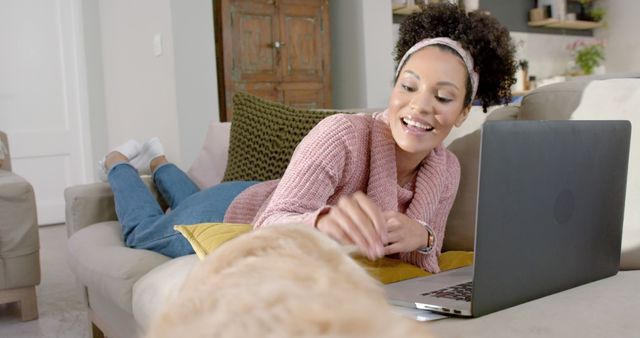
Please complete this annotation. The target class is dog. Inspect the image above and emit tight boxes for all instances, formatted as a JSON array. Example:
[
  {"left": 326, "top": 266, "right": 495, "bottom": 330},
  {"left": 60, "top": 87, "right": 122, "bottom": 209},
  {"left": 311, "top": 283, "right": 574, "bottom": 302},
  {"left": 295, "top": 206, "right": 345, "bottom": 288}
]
[{"left": 146, "top": 223, "right": 432, "bottom": 338}]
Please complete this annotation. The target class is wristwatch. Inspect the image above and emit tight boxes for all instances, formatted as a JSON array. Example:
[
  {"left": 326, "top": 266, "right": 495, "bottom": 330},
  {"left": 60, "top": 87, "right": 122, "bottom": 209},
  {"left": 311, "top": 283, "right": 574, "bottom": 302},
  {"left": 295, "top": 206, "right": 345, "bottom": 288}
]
[{"left": 416, "top": 221, "right": 436, "bottom": 255}]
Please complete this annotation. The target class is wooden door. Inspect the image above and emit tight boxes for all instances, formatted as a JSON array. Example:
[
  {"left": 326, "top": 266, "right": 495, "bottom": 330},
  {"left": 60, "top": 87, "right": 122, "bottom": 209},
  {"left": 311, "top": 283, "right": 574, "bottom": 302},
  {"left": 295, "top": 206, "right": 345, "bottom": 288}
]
[
  {"left": 217, "top": 0, "right": 280, "bottom": 117},
  {"left": 215, "top": 0, "right": 331, "bottom": 121},
  {"left": 229, "top": 0, "right": 279, "bottom": 83}
]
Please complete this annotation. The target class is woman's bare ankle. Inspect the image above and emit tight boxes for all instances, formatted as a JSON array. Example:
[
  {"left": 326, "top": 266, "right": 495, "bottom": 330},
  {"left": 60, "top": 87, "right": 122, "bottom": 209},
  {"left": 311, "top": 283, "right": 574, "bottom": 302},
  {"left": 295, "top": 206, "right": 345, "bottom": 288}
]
[
  {"left": 150, "top": 155, "right": 168, "bottom": 173},
  {"left": 104, "top": 152, "right": 128, "bottom": 171}
]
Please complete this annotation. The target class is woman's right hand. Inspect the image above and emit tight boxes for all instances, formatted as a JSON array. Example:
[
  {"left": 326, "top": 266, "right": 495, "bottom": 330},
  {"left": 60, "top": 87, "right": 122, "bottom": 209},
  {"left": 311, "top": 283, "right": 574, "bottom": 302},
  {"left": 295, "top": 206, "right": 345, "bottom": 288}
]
[{"left": 316, "top": 191, "right": 387, "bottom": 260}]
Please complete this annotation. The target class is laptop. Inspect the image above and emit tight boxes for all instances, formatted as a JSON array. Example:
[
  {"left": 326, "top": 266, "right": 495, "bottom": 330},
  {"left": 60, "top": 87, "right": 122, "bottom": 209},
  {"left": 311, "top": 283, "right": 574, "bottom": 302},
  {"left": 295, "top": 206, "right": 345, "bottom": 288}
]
[{"left": 385, "top": 120, "right": 631, "bottom": 317}]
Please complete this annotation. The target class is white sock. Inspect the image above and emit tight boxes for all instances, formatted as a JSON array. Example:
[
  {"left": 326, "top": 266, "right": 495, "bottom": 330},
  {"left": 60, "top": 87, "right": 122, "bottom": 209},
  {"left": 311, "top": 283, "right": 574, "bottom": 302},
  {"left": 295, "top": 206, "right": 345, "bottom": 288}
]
[
  {"left": 131, "top": 137, "right": 165, "bottom": 175},
  {"left": 97, "top": 139, "right": 141, "bottom": 181},
  {"left": 112, "top": 139, "right": 142, "bottom": 160}
]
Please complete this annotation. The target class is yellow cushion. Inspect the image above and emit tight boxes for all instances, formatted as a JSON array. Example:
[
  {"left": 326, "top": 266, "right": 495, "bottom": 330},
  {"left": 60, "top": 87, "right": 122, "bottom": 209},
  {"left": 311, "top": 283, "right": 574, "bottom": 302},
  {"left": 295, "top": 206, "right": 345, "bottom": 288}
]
[
  {"left": 354, "top": 251, "right": 474, "bottom": 284},
  {"left": 175, "top": 222, "right": 474, "bottom": 283},
  {"left": 174, "top": 223, "right": 253, "bottom": 259},
  {"left": 353, "top": 256, "right": 430, "bottom": 284}
]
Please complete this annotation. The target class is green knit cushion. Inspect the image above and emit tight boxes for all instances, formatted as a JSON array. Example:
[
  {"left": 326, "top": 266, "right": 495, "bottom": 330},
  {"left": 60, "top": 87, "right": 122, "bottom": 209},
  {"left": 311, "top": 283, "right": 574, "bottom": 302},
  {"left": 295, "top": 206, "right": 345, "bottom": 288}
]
[{"left": 222, "top": 92, "right": 337, "bottom": 182}]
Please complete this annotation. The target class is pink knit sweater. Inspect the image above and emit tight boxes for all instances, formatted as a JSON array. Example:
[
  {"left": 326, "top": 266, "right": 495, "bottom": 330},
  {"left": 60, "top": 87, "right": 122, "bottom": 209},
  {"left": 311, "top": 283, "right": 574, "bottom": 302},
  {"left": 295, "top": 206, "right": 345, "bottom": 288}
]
[{"left": 224, "top": 111, "right": 461, "bottom": 273}]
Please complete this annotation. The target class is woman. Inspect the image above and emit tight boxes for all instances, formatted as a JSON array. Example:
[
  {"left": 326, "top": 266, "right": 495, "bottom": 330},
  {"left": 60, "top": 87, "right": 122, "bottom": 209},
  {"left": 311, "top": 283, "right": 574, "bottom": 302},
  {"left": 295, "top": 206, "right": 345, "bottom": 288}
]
[{"left": 102, "top": 3, "right": 515, "bottom": 272}]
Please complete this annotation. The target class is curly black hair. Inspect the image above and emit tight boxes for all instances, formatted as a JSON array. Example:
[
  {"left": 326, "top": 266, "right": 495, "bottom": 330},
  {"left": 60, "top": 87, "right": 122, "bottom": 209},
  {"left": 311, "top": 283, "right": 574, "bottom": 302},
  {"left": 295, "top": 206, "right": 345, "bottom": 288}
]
[{"left": 394, "top": 3, "right": 517, "bottom": 112}]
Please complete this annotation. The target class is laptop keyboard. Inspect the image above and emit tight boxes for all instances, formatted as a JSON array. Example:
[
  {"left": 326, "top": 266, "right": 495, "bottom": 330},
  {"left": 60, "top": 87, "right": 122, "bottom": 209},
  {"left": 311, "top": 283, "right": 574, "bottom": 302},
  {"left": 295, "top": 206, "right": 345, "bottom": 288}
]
[{"left": 422, "top": 281, "right": 473, "bottom": 302}]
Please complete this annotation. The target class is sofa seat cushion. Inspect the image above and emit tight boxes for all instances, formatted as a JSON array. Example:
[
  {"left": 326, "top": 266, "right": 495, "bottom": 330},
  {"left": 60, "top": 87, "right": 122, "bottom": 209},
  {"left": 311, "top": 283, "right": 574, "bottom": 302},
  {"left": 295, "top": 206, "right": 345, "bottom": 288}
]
[
  {"left": 427, "top": 271, "right": 640, "bottom": 337},
  {"left": 132, "top": 254, "right": 199, "bottom": 331},
  {"left": 67, "top": 221, "right": 170, "bottom": 313}
]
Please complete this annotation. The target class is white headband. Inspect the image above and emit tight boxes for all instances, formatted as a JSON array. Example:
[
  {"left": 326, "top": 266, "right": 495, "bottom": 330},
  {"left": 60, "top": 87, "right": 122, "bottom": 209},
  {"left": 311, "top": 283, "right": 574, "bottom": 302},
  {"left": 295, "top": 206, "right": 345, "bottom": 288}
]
[{"left": 395, "top": 37, "right": 479, "bottom": 101}]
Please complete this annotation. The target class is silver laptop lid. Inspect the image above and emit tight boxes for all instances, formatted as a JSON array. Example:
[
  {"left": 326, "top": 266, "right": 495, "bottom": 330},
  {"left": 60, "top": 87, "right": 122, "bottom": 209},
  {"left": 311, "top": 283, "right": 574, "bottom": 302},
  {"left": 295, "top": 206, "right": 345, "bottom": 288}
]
[{"left": 471, "top": 120, "right": 631, "bottom": 316}]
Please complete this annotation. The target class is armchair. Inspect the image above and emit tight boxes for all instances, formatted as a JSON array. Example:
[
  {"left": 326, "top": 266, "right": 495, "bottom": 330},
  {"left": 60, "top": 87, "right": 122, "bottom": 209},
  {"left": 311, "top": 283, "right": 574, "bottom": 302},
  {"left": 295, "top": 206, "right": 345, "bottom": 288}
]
[{"left": 0, "top": 130, "right": 40, "bottom": 321}]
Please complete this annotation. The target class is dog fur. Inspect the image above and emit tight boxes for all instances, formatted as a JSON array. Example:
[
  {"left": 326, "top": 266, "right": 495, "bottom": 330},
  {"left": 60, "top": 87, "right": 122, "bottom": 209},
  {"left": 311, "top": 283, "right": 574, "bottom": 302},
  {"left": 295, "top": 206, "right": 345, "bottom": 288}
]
[{"left": 146, "top": 224, "right": 432, "bottom": 338}]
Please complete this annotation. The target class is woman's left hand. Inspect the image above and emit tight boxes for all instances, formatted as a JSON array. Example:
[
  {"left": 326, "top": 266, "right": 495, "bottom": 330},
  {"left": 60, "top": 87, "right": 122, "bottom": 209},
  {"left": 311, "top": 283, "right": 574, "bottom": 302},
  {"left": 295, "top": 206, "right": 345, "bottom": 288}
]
[{"left": 382, "top": 211, "right": 430, "bottom": 255}]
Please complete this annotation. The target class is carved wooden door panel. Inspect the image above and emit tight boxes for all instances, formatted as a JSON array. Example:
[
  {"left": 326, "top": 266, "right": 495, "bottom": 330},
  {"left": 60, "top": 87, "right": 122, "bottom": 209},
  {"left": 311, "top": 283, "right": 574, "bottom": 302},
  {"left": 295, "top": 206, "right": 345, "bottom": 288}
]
[
  {"left": 216, "top": 0, "right": 331, "bottom": 121},
  {"left": 229, "top": 1, "right": 279, "bottom": 83},
  {"left": 279, "top": 1, "right": 326, "bottom": 83}
]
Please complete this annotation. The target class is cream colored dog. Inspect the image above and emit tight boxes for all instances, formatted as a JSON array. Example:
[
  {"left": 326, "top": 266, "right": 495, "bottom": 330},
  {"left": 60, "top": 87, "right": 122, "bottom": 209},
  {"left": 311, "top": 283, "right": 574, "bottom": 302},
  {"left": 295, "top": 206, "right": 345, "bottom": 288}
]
[{"left": 146, "top": 224, "right": 432, "bottom": 338}]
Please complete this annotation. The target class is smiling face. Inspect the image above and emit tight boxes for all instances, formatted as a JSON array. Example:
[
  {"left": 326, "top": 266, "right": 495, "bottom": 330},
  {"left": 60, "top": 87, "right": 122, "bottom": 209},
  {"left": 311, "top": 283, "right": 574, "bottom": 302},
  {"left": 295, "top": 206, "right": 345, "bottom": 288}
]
[{"left": 389, "top": 46, "right": 471, "bottom": 161}]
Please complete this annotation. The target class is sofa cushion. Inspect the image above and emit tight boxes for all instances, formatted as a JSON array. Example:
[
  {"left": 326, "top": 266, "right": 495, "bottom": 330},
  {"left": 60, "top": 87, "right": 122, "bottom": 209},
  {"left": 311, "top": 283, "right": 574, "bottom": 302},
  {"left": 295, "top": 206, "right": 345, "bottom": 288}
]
[
  {"left": 132, "top": 255, "right": 199, "bottom": 331},
  {"left": 428, "top": 271, "right": 640, "bottom": 337},
  {"left": 67, "top": 221, "right": 170, "bottom": 312},
  {"left": 173, "top": 222, "right": 473, "bottom": 284},
  {"left": 518, "top": 79, "right": 590, "bottom": 120},
  {"left": 222, "top": 92, "right": 337, "bottom": 182},
  {"left": 568, "top": 79, "right": 640, "bottom": 270},
  {"left": 186, "top": 122, "right": 231, "bottom": 189},
  {"left": 174, "top": 223, "right": 252, "bottom": 259}
]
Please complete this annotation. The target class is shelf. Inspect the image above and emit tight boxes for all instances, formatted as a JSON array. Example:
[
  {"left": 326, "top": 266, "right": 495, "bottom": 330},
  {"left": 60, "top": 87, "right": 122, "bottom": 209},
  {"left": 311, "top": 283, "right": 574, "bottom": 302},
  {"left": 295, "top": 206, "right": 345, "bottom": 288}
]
[
  {"left": 393, "top": 4, "right": 421, "bottom": 16},
  {"left": 511, "top": 90, "right": 532, "bottom": 97},
  {"left": 528, "top": 19, "right": 603, "bottom": 30}
]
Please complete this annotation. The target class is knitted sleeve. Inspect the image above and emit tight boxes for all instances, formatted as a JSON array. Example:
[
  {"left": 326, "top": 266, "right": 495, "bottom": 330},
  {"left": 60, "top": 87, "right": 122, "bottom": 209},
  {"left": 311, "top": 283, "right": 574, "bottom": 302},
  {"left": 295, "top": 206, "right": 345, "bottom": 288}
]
[
  {"left": 400, "top": 152, "right": 461, "bottom": 273},
  {"left": 252, "top": 114, "right": 360, "bottom": 228}
]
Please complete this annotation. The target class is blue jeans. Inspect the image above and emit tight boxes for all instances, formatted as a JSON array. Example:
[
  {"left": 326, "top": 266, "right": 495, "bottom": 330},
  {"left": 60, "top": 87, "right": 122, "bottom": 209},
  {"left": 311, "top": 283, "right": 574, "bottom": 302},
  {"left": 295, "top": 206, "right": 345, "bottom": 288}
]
[{"left": 108, "top": 162, "right": 258, "bottom": 257}]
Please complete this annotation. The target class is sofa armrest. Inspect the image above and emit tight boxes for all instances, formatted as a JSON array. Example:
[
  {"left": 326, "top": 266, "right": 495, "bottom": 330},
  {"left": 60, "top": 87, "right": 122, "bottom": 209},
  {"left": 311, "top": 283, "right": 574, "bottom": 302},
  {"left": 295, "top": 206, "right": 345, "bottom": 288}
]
[
  {"left": 0, "top": 170, "right": 39, "bottom": 259},
  {"left": 64, "top": 176, "right": 165, "bottom": 237}
]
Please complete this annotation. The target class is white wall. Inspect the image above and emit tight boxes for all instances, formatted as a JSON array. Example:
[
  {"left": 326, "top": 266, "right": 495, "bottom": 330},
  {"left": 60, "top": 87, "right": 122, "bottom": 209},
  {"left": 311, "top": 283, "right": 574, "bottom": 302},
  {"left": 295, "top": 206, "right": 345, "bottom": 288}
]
[
  {"left": 330, "top": 0, "right": 394, "bottom": 109},
  {"left": 81, "top": 0, "right": 107, "bottom": 177},
  {"left": 330, "top": 0, "right": 366, "bottom": 109},
  {"left": 170, "top": 0, "right": 219, "bottom": 168},
  {"left": 596, "top": 0, "right": 640, "bottom": 73},
  {"left": 510, "top": 32, "right": 597, "bottom": 81},
  {"left": 360, "top": 1, "right": 395, "bottom": 108},
  {"left": 99, "top": 0, "right": 181, "bottom": 165},
  {"left": 92, "top": 0, "right": 218, "bottom": 171}
]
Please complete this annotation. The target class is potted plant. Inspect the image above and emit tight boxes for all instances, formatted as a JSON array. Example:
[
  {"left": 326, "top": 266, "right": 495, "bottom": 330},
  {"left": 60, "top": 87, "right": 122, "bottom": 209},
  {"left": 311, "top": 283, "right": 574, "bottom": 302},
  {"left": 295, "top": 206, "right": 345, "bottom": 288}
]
[
  {"left": 575, "top": 0, "right": 605, "bottom": 22},
  {"left": 567, "top": 39, "right": 606, "bottom": 75},
  {"left": 589, "top": 7, "right": 606, "bottom": 22}
]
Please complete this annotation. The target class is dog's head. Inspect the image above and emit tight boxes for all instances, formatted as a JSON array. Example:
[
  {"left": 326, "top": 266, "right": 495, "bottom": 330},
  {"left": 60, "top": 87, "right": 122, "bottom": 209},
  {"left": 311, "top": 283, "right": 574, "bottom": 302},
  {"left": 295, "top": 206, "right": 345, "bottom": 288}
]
[{"left": 147, "top": 224, "right": 432, "bottom": 338}]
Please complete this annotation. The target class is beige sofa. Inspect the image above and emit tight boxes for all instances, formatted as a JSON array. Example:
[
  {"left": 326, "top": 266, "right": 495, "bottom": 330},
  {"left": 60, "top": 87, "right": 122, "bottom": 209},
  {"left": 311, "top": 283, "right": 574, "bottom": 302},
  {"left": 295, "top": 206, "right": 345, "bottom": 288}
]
[
  {"left": 65, "top": 77, "right": 639, "bottom": 338},
  {"left": 0, "top": 131, "right": 40, "bottom": 321}
]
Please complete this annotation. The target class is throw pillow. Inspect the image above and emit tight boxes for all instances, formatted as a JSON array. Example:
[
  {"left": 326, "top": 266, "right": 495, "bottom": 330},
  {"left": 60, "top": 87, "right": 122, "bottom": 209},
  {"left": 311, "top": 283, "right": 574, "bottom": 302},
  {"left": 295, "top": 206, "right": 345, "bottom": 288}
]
[
  {"left": 222, "top": 92, "right": 337, "bottom": 182},
  {"left": 353, "top": 251, "right": 473, "bottom": 284},
  {"left": 174, "top": 223, "right": 253, "bottom": 259},
  {"left": 175, "top": 222, "right": 474, "bottom": 284},
  {"left": 186, "top": 122, "right": 231, "bottom": 189}
]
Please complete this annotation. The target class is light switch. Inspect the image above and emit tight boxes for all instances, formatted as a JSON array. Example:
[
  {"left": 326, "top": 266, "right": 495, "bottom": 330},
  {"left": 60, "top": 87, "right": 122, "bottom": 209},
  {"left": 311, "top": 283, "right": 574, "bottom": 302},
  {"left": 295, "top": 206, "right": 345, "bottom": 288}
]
[{"left": 153, "top": 34, "right": 163, "bottom": 56}]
